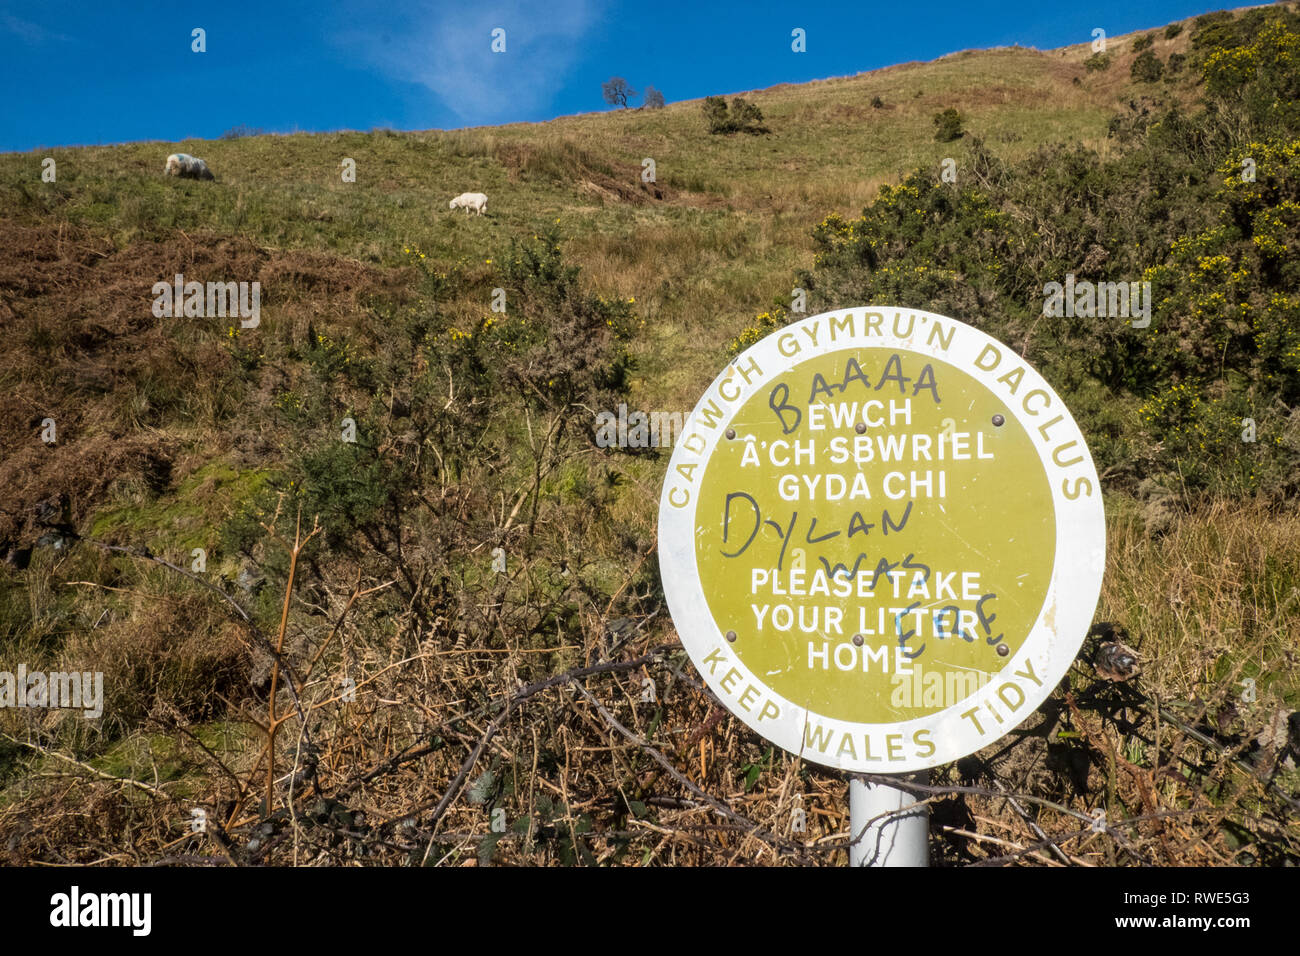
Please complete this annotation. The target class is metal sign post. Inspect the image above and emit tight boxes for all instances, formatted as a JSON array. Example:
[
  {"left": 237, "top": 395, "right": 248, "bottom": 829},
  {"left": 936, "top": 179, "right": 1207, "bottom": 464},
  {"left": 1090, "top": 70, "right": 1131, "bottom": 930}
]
[
  {"left": 849, "top": 774, "right": 929, "bottom": 866},
  {"left": 658, "top": 306, "right": 1105, "bottom": 867}
]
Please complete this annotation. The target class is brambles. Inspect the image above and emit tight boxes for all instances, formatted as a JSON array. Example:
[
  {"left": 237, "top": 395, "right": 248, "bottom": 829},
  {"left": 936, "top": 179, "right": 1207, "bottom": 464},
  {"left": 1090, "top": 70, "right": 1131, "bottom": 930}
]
[
  {"left": 1084, "top": 52, "right": 1112, "bottom": 72},
  {"left": 1132, "top": 33, "right": 1154, "bottom": 53}
]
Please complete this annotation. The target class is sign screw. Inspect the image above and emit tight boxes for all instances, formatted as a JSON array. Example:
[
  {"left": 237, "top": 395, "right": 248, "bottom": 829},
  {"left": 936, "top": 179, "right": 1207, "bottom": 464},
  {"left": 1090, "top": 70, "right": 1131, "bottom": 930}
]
[
  {"left": 852, "top": 634, "right": 864, "bottom": 646},
  {"left": 855, "top": 421, "right": 867, "bottom": 434},
  {"left": 725, "top": 630, "right": 737, "bottom": 642},
  {"left": 725, "top": 428, "right": 736, "bottom": 440},
  {"left": 996, "top": 643, "right": 1009, "bottom": 657},
  {"left": 992, "top": 414, "right": 1005, "bottom": 427}
]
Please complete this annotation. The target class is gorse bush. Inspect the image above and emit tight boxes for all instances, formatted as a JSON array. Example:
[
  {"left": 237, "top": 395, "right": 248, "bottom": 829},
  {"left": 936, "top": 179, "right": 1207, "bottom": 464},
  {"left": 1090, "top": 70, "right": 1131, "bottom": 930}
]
[
  {"left": 932, "top": 107, "right": 965, "bottom": 142},
  {"left": 1192, "top": 11, "right": 1240, "bottom": 53},
  {"left": 754, "top": 7, "right": 1300, "bottom": 499},
  {"left": 1131, "top": 50, "right": 1164, "bottom": 83},
  {"left": 489, "top": 228, "right": 636, "bottom": 412},
  {"left": 224, "top": 229, "right": 637, "bottom": 563},
  {"left": 702, "top": 95, "right": 767, "bottom": 134},
  {"left": 729, "top": 98, "right": 765, "bottom": 132},
  {"left": 1202, "top": 19, "right": 1300, "bottom": 135},
  {"left": 1084, "top": 52, "right": 1112, "bottom": 72},
  {"left": 701, "top": 95, "right": 729, "bottom": 133}
]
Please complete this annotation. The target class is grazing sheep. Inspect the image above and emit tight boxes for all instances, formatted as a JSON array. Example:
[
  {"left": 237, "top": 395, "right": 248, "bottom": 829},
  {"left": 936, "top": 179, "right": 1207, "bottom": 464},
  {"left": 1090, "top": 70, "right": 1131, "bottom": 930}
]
[
  {"left": 449, "top": 192, "right": 487, "bottom": 215},
  {"left": 164, "top": 153, "right": 215, "bottom": 181}
]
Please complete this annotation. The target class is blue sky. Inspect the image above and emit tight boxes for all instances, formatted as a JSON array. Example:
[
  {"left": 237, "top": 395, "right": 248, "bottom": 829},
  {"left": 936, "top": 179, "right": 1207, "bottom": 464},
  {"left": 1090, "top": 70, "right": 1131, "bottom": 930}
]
[{"left": 1, "top": 0, "right": 1233, "bottom": 153}]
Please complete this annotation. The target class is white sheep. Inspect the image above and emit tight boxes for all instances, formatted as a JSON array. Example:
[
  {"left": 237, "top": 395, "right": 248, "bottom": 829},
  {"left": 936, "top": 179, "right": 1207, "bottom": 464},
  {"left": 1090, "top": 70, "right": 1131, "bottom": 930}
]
[
  {"left": 449, "top": 192, "right": 488, "bottom": 215},
  {"left": 164, "top": 153, "right": 215, "bottom": 181}
]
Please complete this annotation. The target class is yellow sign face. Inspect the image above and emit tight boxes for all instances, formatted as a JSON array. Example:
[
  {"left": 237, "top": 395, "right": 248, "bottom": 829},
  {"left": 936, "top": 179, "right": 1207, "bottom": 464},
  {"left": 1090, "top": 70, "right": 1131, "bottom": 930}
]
[{"left": 659, "top": 308, "right": 1105, "bottom": 772}]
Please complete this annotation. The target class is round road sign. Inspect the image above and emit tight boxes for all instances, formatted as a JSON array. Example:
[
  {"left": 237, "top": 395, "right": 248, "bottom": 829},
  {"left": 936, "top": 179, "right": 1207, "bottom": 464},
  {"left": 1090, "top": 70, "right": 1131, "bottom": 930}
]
[{"left": 658, "top": 306, "right": 1105, "bottom": 772}]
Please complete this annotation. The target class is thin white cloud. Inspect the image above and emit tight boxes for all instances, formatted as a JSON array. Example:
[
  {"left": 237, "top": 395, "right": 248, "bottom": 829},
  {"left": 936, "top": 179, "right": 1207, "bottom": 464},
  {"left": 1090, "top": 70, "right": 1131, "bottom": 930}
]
[
  {"left": 335, "top": 1, "right": 601, "bottom": 123},
  {"left": 1, "top": 13, "right": 74, "bottom": 45}
]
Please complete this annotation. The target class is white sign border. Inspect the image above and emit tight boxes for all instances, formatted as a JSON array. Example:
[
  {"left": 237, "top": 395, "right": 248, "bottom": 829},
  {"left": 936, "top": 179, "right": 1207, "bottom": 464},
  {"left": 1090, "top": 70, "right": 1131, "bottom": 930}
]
[{"left": 658, "top": 306, "right": 1106, "bottom": 772}]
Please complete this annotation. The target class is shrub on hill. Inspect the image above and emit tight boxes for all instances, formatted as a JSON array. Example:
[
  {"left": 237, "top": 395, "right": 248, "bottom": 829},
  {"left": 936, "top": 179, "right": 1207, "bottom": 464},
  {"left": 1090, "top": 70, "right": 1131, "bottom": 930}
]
[
  {"left": 220, "top": 124, "right": 265, "bottom": 140},
  {"left": 1191, "top": 11, "right": 1247, "bottom": 59},
  {"left": 1131, "top": 50, "right": 1164, "bottom": 82},
  {"left": 749, "top": 8, "right": 1300, "bottom": 499},
  {"left": 223, "top": 230, "right": 636, "bottom": 561},
  {"left": 702, "top": 95, "right": 767, "bottom": 134},
  {"left": 933, "top": 107, "right": 965, "bottom": 142},
  {"left": 1084, "top": 52, "right": 1112, "bottom": 72},
  {"left": 1202, "top": 19, "right": 1300, "bottom": 135}
]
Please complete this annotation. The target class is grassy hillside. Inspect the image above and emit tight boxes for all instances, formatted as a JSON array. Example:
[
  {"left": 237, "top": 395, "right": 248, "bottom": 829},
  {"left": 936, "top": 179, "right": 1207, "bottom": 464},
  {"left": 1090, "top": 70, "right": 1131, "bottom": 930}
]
[
  {"left": 0, "top": 8, "right": 1296, "bottom": 866},
  {"left": 0, "top": 29, "right": 1179, "bottom": 407}
]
